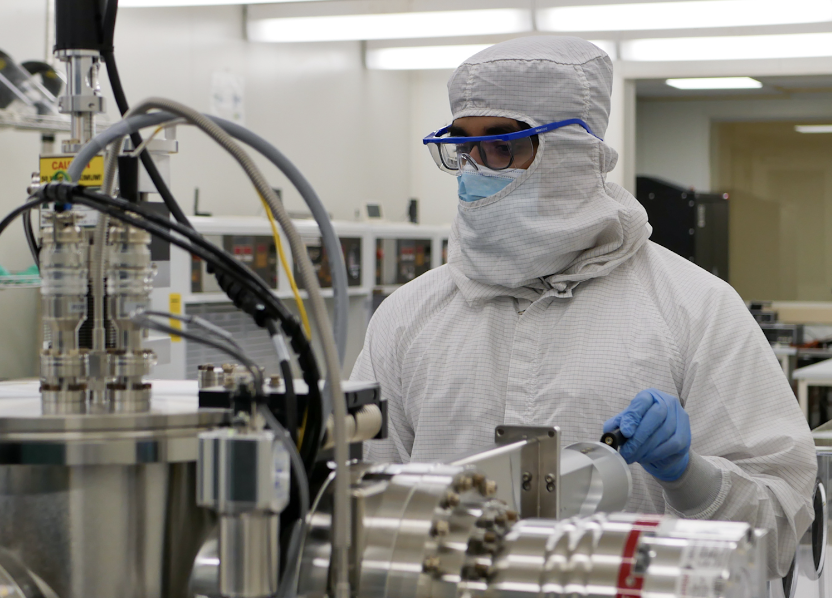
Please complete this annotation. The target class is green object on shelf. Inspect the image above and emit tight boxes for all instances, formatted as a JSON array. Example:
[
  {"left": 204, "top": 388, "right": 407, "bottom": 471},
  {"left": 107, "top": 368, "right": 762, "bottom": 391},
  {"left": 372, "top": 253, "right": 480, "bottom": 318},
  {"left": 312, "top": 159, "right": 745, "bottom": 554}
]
[
  {"left": 0, "top": 265, "right": 9, "bottom": 277},
  {"left": 19, "top": 265, "right": 39, "bottom": 276}
]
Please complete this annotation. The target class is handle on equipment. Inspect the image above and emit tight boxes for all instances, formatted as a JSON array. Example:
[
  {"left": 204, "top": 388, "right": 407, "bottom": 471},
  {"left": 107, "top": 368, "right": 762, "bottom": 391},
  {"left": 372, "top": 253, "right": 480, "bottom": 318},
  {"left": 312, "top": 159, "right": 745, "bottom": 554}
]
[{"left": 600, "top": 428, "right": 627, "bottom": 451}]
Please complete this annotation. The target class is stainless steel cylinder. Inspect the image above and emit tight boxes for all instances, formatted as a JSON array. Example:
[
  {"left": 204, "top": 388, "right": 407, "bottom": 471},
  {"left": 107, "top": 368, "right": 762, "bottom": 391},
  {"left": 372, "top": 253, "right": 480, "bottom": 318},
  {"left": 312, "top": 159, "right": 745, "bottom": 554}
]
[
  {"left": 219, "top": 513, "right": 279, "bottom": 598},
  {"left": 198, "top": 364, "right": 220, "bottom": 389},
  {"left": 106, "top": 224, "right": 157, "bottom": 409},
  {"left": 298, "top": 463, "right": 767, "bottom": 598},
  {"left": 0, "top": 380, "right": 229, "bottom": 598},
  {"left": 39, "top": 211, "right": 88, "bottom": 409},
  {"left": 559, "top": 441, "right": 632, "bottom": 518},
  {"left": 55, "top": 50, "right": 104, "bottom": 150},
  {"left": 198, "top": 427, "right": 290, "bottom": 598}
]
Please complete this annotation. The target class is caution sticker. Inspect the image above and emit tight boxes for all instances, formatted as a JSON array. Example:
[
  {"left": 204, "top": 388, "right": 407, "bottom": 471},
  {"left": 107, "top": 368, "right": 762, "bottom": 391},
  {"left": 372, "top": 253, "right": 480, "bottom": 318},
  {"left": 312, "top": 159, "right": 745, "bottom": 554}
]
[{"left": 39, "top": 155, "right": 105, "bottom": 186}]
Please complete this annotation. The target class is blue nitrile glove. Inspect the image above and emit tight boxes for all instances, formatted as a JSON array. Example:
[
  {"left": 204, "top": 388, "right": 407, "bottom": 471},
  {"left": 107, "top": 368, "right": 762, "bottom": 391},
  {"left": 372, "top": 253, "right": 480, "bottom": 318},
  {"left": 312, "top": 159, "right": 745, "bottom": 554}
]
[{"left": 603, "top": 389, "right": 691, "bottom": 482}]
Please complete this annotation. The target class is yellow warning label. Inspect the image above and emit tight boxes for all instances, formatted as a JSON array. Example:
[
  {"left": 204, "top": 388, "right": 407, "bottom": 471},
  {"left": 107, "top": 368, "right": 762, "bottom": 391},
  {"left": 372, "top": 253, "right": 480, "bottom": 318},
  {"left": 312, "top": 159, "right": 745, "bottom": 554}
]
[
  {"left": 39, "top": 155, "right": 105, "bottom": 187},
  {"left": 169, "top": 293, "right": 182, "bottom": 342}
]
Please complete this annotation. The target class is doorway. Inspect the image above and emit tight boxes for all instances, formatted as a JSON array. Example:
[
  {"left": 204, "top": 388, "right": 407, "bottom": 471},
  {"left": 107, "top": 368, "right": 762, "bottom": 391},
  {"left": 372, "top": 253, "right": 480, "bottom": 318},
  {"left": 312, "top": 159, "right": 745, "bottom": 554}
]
[{"left": 713, "top": 121, "right": 832, "bottom": 301}]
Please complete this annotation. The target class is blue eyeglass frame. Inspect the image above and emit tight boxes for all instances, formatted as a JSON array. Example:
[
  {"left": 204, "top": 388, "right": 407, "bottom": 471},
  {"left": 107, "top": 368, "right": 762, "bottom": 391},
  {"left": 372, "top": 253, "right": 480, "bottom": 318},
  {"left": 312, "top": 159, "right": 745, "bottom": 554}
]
[{"left": 421, "top": 117, "right": 601, "bottom": 147}]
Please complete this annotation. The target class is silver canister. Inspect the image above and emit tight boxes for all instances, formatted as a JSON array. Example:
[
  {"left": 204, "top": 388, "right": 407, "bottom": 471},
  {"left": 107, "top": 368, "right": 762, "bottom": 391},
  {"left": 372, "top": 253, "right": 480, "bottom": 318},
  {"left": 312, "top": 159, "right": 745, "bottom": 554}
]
[
  {"left": 198, "top": 427, "right": 289, "bottom": 598},
  {"left": 0, "top": 379, "right": 229, "bottom": 598},
  {"left": 106, "top": 224, "right": 157, "bottom": 411},
  {"left": 39, "top": 211, "right": 88, "bottom": 411}
]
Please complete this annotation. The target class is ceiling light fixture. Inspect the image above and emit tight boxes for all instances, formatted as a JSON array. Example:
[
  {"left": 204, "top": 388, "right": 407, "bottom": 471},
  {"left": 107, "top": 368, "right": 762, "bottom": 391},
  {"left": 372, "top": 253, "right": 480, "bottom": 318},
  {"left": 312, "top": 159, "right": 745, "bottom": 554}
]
[
  {"left": 622, "top": 32, "right": 832, "bottom": 61},
  {"left": 538, "top": 0, "right": 832, "bottom": 32},
  {"left": 665, "top": 77, "right": 763, "bottom": 89},
  {"left": 366, "top": 45, "right": 493, "bottom": 70},
  {"left": 366, "top": 39, "right": 616, "bottom": 70},
  {"left": 120, "top": 0, "right": 323, "bottom": 6},
  {"left": 248, "top": 9, "right": 532, "bottom": 43},
  {"left": 796, "top": 124, "right": 832, "bottom": 133}
]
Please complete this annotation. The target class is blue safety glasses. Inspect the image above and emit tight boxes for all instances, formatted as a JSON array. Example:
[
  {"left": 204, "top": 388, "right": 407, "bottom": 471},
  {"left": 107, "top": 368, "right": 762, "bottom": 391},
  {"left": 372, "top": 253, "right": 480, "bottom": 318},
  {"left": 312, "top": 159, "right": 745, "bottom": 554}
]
[{"left": 423, "top": 118, "right": 599, "bottom": 173}]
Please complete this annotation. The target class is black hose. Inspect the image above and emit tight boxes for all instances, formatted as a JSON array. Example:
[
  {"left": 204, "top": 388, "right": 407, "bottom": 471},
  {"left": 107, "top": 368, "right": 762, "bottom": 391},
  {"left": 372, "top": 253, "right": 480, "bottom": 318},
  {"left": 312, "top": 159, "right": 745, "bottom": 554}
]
[
  {"left": 0, "top": 198, "right": 47, "bottom": 240},
  {"left": 22, "top": 209, "right": 39, "bottom": 270},
  {"left": 100, "top": 0, "right": 193, "bottom": 229},
  {"left": 36, "top": 183, "right": 324, "bottom": 470}
]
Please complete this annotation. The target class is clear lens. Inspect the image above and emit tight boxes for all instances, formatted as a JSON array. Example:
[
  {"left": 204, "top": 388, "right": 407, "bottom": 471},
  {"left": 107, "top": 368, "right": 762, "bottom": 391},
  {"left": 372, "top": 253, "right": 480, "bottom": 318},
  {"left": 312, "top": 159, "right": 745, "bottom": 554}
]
[{"left": 430, "top": 136, "right": 534, "bottom": 172}]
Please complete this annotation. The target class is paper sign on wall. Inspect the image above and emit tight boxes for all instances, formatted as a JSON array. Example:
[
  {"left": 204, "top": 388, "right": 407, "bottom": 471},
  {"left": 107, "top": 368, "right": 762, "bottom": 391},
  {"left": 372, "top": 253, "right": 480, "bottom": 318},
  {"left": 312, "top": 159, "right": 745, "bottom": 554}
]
[{"left": 210, "top": 71, "right": 245, "bottom": 125}]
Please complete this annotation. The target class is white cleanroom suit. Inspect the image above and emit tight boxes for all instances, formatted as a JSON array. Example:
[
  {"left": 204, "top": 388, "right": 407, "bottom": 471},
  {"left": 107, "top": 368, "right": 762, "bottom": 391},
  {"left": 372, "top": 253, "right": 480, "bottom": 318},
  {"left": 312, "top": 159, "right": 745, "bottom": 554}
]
[{"left": 351, "top": 36, "right": 816, "bottom": 577}]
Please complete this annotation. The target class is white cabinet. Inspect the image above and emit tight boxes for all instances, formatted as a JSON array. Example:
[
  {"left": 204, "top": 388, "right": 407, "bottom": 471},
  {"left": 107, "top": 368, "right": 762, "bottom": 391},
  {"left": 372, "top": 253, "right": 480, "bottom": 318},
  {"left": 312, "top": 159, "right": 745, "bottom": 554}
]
[{"left": 150, "top": 217, "right": 449, "bottom": 380}]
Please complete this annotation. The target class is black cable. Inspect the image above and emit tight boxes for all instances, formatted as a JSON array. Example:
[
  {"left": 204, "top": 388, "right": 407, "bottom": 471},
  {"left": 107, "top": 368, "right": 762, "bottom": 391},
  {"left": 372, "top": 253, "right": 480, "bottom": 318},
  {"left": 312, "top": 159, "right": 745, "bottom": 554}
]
[
  {"left": 0, "top": 198, "right": 47, "bottom": 239},
  {"left": 22, "top": 209, "right": 39, "bottom": 270},
  {"left": 76, "top": 186, "right": 294, "bottom": 324},
  {"left": 36, "top": 183, "right": 324, "bottom": 469},
  {"left": 280, "top": 358, "right": 297, "bottom": 442},
  {"left": 266, "top": 320, "right": 298, "bottom": 444},
  {"left": 100, "top": 0, "right": 193, "bottom": 228}
]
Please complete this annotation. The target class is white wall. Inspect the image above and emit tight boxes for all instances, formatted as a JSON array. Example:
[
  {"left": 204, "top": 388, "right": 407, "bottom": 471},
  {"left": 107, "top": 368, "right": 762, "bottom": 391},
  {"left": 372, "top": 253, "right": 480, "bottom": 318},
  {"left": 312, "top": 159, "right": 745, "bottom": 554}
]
[
  {"left": 0, "top": 0, "right": 51, "bottom": 379},
  {"left": 636, "top": 96, "right": 832, "bottom": 191}
]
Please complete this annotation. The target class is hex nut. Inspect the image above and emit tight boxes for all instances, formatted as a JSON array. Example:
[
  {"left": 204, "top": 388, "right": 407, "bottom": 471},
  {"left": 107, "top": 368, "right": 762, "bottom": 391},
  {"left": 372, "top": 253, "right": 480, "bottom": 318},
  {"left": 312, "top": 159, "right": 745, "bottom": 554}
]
[
  {"left": 474, "top": 563, "right": 490, "bottom": 577},
  {"left": 432, "top": 520, "right": 450, "bottom": 537},
  {"left": 423, "top": 556, "right": 441, "bottom": 572},
  {"left": 455, "top": 476, "right": 473, "bottom": 492},
  {"left": 482, "top": 480, "right": 497, "bottom": 497},
  {"left": 443, "top": 492, "right": 460, "bottom": 508}
]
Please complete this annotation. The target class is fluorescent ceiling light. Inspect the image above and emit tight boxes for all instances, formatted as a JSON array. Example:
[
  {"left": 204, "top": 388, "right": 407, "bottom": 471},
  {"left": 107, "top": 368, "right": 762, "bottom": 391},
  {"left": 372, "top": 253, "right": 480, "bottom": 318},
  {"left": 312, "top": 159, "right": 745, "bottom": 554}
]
[
  {"left": 367, "top": 39, "right": 615, "bottom": 70},
  {"left": 538, "top": 0, "right": 832, "bottom": 32},
  {"left": 665, "top": 77, "right": 762, "bottom": 89},
  {"left": 622, "top": 32, "right": 832, "bottom": 61},
  {"left": 248, "top": 9, "right": 531, "bottom": 43},
  {"left": 796, "top": 124, "right": 832, "bottom": 133},
  {"left": 121, "top": 0, "right": 323, "bottom": 5},
  {"left": 367, "top": 45, "right": 492, "bottom": 70}
]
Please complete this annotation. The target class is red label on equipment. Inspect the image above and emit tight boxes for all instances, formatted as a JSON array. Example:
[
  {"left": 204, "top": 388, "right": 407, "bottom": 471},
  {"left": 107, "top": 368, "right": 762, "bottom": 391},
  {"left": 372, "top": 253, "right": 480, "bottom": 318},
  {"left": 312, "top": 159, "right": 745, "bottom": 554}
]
[{"left": 615, "top": 518, "right": 662, "bottom": 598}]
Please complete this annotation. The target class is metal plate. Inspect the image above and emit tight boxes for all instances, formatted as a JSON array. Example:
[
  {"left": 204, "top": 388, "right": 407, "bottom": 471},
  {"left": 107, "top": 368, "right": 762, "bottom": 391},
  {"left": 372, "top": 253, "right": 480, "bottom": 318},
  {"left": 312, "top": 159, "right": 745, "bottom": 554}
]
[{"left": 0, "top": 380, "right": 229, "bottom": 433}]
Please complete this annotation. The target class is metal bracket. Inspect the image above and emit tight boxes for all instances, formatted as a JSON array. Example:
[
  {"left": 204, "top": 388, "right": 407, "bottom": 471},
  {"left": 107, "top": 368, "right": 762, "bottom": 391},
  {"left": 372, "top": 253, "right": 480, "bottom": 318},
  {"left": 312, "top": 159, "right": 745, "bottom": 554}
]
[
  {"left": 495, "top": 425, "right": 557, "bottom": 444},
  {"left": 452, "top": 425, "right": 560, "bottom": 519},
  {"left": 501, "top": 426, "right": 559, "bottom": 520}
]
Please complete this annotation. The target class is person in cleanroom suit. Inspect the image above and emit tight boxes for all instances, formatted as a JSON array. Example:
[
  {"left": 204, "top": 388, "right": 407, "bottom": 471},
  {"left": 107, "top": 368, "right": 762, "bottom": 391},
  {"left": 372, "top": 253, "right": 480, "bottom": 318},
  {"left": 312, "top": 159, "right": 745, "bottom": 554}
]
[{"left": 351, "top": 36, "right": 816, "bottom": 577}]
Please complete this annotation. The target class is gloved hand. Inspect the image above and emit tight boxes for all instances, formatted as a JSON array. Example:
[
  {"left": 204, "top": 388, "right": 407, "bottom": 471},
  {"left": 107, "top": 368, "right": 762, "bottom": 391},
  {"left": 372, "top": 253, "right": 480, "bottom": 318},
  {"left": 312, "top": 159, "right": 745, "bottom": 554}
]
[{"left": 603, "top": 389, "right": 691, "bottom": 482}]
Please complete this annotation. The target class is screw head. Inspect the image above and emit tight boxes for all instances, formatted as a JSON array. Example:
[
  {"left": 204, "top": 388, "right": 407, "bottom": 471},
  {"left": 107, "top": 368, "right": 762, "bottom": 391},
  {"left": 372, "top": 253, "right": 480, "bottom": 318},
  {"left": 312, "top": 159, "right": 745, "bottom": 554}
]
[
  {"left": 544, "top": 474, "right": 555, "bottom": 484},
  {"left": 546, "top": 482, "right": 555, "bottom": 493},
  {"left": 521, "top": 471, "right": 532, "bottom": 483},
  {"left": 522, "top": 481, "right": 531, "bottom": 492}
]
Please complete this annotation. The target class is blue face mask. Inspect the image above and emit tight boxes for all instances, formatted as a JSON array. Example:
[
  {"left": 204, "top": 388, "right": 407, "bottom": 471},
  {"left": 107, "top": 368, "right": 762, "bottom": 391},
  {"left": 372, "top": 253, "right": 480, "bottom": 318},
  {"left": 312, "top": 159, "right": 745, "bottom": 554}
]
[{"left": 457, "top": 168, "right": 525, "bottom": 203}]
